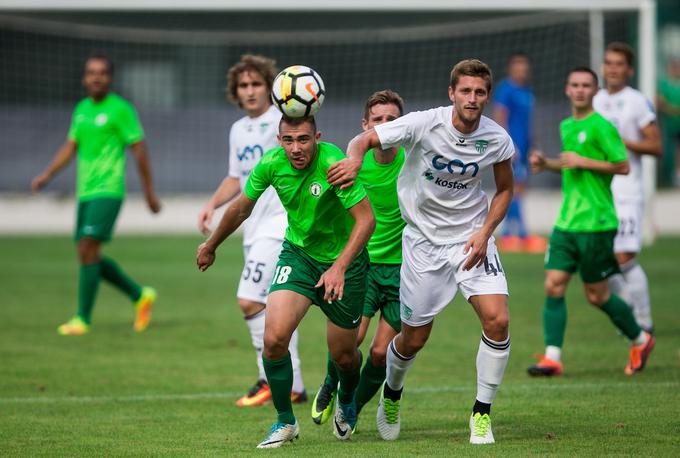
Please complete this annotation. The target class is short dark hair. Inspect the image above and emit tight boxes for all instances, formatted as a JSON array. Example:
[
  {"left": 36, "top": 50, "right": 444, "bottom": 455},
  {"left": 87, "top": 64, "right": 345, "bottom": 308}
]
[
  {"left": 85, "top": 53, "right": 114, "bottom": 76},
  {"left": 226, "top": 54, "right": 278, "bottom": 107},
  {"left": 606, "top": 41, "right": 635, "bottom": 67},
  {"left": 450, "top": 59, "right": 493, "bottom": 92},
  {"left": 567, "top": 66, "right": 599, "bottom": 86},
  {"left": 279, "top": 115, "right": 317, "bottom": 133},
  {"left": 508, "top": 52, "right": 530, "bottom": 64},
  {"left": 363, "top": 89, "right": 405, "bottom": 120}
]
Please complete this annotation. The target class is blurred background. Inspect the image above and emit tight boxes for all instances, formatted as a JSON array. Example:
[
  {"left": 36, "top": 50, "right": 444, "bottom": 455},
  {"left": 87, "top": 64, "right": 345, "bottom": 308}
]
[{"left": 1, "top": 0, "right": 679, "bottom": 234}]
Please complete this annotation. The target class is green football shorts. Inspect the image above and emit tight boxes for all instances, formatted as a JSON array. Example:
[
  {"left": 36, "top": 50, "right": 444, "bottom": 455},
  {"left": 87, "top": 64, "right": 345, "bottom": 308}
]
[
  {"left": 363, "top": 263, "right": 402, "bottom": 332},
  {"left": 545, "top": 228, "right": 620, "bottom": 283},
  {"left": 74, "top": 198, "right": 123, "bottom": 242},
  {"left": 269, "top": 241, "right": 369, "bottom": 329}
]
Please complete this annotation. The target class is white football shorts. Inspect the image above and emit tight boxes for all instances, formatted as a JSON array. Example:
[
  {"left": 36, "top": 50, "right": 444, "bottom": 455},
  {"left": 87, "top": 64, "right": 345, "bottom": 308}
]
[
  {"left": 237, "top": 237, "right": 284, "bottom": 303},
  {"left": 399, "top": 226, "right": 508, "bottom": 327},
  {"left": 614, "top": 199, "right": 643, "bottom": 254}
]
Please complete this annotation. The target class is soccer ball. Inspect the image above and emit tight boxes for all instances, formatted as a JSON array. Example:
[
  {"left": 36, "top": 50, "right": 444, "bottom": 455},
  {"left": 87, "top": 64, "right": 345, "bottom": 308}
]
[{"left": 271, "top": 65, "right": 325, "bottom": 118}]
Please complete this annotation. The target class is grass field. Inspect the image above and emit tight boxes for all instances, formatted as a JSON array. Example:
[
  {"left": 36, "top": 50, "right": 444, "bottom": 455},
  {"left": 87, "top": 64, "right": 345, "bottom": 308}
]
[{"left": 1, "top": 235, "right": 679, "bottom": 456}]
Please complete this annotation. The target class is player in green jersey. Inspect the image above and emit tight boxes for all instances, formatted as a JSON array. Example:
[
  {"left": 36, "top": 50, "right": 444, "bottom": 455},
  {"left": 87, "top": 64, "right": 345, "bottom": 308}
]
[
  {"left": 196, "top": 116, "right": 375, "bottom": 448},
  {"left": 31, "top": 54, "right": 161, "bottom": 335},
  {"left": 528, "top": 67, "right": 654, "bottom": 377},
  {"left": 311, "top": 90, "right": 406, "bottom": 429}
]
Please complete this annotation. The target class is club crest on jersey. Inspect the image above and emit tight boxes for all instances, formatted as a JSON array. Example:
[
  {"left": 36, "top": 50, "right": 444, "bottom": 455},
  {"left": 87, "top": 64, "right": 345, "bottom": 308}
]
[
  {"left": 94, "top": 114, "right": 108, "bottom": 126},
  {"left": 475, "top": 140, "right": 489, "bottom": 154},
  {"left": 578, "top": 131, "right": 587, "bottom": 143},
  {"left": 309, "top": 182, "right": 322, "bottom": 197},
  {"left": 423, "top": 169, "right": 435, "bottom": 181}
]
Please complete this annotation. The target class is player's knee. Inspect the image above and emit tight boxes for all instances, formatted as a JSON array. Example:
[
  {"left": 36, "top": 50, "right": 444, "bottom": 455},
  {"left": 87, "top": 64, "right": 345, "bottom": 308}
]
[
  {"left": 239, "top": 299, "right": 265, "bottom": 317},
  {"left": 585, "top": 290, "right": 608, "bottom": 307},
  {"left": 370, "top": 344, "right": 388, "bottom": 367},
  {"left": 331, "top": 350, "right": 357, "bottom": 372},
  {"left": 400, "top": 332, "right": 428, "bottom": 356},
  {"left": 77, "top": 238, "right": 100, "bottom": 264},
  {"left": 483, "top": 312, "right": 509, "bottom": 340},
  {"left": 263, "top": 332, "right": 290, "bottom": 359},
  {"left": 544, "top": 278, "right": 566, "bottom": 297}
]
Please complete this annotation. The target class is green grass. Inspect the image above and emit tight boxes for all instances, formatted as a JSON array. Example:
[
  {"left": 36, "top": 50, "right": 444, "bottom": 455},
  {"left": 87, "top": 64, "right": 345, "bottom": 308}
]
[{"left": 1, "top": 235, "right": 679, "bottom": 456}]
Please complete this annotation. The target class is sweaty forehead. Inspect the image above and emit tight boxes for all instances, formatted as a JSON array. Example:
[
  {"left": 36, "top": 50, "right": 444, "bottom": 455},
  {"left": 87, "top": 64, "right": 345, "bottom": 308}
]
[{"left": 279, "top": 123, "right": 314, "bottom": 136}]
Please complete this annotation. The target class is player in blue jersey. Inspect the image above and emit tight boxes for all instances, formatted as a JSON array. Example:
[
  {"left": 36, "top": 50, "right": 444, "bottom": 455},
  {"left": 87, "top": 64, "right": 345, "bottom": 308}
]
[{"left": 493, "top": 53, "right": 546, "bottom": 253}]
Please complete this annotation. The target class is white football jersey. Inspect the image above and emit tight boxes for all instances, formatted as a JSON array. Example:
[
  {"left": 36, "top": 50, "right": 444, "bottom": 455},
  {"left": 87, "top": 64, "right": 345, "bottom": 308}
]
[
  {"left": 594, "top": 87, "right": 656, "bottom": 202},
  {"left": 228, "top": 105, "right": 287, "bottom": 245},
  {"left": 375, "top": 106, "right": 514, "bottom": 245}
]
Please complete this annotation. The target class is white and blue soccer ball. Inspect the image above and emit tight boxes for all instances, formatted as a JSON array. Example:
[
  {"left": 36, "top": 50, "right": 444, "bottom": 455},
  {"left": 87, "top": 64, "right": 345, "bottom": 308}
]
[{"left": 271, "top": 65, "right": 325, "bottom": 118}]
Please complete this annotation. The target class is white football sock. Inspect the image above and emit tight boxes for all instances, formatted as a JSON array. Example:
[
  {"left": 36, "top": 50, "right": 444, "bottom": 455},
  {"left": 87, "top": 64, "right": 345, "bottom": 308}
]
[
  {"left": 385, "top": 336, "right": 415, "bottom": 391},
  {"left": 289, "top": 328, "right": 305, "bottom": 393},
  {"left": 476, "top": 333, "right": 510, "bottom": 404},
  {"left": 622, "top": 260, "right": 653, "bottom": 331},
  {"left": 545, "top": 345, "right": 562, "bottom": 362},
  {"left": 245, "top": 309, "right": 266, "bottom": 381}
]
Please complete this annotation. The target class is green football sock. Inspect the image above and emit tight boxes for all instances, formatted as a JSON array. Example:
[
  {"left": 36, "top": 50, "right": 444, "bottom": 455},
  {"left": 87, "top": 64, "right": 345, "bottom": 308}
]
[
  {"left": 77, "top": 262, "right": 101, "bottom": 325},
  {"left": 263, "top": 353, "right": 295, "bottom": 425},
  {"left": 100, "top": 256, "right": 142, "bottom": 302},
  {"left": 544, "top": 296, "right": 567, "bottom": 347},
  {"left": 324, "top": 352, "right": 339, "bottom": 388},
  {"left": 354, "top": 355, "right": 386, "bottom": 415},
  {"left": 600, "top": 294, "right": 642, "bottom": 340},
  {"left": 336, "top": 349, "right": 362, "bottom": 405}
]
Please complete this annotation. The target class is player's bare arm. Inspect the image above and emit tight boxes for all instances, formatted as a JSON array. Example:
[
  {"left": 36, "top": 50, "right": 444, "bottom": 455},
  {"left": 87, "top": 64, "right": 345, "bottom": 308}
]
[
  {"left": 198, "top": 176, "right": 242, "bottom": 235},
  {"left": 327, "top": 128, "right": 382, "bottom": 189},
  {"left": 129, "top": 141, "right": 162, "bottom": 213},
  {"left": 31, "top": 139, "right": 77, "bottom": 192},
  {"left": 623, "top": 122, "right": 662, "bottom": 157},
  {"left": 463, "top": 158, "right": 514, "bottom": 271},
  {"left": 530, "top": 150, "right": 562, "bottom": 173},
  {"left": 315, "top": 196, "right": 375, "bottom": 303},
  {"left": 560, "top": 152, "right": 629, "bottom": 175},
  {"left": 197, "top": 193, "right": 256, "bottom": 272}
]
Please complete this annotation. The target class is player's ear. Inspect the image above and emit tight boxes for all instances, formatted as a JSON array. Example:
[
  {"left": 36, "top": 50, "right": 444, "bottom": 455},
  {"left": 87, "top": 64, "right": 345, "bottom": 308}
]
[
  {"left": 315, "top": 130, "right": 321, "bottom": 141},
  {"left": 361, "top": 118, "right": 369, "bottom": 131},
  {"left": 448, "top": 86, "right": 455, "bottom": 103},
  {"left": 277, "top": 134, "right": 283, "bottom": 145}
]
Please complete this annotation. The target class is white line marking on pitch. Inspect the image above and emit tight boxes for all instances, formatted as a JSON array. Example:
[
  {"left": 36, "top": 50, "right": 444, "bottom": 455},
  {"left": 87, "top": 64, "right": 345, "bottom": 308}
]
[{"left": 1, "top": 381, "right": 677, "bottom": 405}]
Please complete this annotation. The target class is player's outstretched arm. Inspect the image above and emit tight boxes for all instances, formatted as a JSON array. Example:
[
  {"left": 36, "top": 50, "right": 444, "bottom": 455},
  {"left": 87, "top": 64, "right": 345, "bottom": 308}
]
[
  {"left": 31, "top": 139, "right": 77, "bottom": 192},
  {"left": 129, "top": 141, "right": 161, "bottom": 213},
  {"left": 560, "top": 152, "right": 629, "bottom": 175},
  {"left": 198, "top": 177, "right": 242, "bottom": 235},
  {"left": 463, "top": 158, "right": 514, "bottom": 271},
  {"left": 315, "top": 197, "right": 375, "bottom": 303},
  {"left": 197, "top": 193, "right": 256, "bottom": 272},
  {"left": 327, "top": 128, "right": 382, "bottom": 189},
  {"left": 624, "top": 123, "right": 662, "bottom": 157}
]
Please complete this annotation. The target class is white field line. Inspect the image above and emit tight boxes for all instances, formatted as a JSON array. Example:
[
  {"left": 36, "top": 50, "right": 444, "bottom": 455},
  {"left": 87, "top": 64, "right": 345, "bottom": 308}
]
[{"left": 1, "top": 381, "right": 677, "bottom": 405}]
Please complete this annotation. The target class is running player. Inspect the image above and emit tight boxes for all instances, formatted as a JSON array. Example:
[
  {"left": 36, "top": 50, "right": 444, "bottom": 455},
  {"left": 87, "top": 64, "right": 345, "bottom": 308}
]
[
  {"left": 328, "top": 59, "right": 515, "bottom": 445},
  {"left": 31, "top": 54, "right": 160, "bottom": 335},
  {"left": 197, "top": 116, "right": 375, "bottom": 448},
  {"left": 197, "top": 55, "right": 306, "bottom": 406},
  {"left": 528, "top": 67, "right": 655, "bottom": 378},
  {"left": 311, "top": 90, "right": 406, "bottom": 429},
  {"left": 594, "top": 42, "right": 662, "bottom": 333}
]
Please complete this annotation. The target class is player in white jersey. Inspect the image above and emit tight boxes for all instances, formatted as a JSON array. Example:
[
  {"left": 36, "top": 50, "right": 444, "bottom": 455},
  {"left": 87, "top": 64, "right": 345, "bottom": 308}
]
[
  {"left": 197, "top": 55, "right": 306, "bottom": 407},
  {"left": 328, "top": 59, "right": 514, "bottom": 445},
  {"left": 593, "top": 42, "right": 662, "bottom": 332}
]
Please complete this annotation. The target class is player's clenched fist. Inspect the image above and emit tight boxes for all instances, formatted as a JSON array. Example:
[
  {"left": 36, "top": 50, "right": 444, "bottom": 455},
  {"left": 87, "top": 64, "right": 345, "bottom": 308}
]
[{"left": 196, "top": 242, "right": 216, "bottom": 272}]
